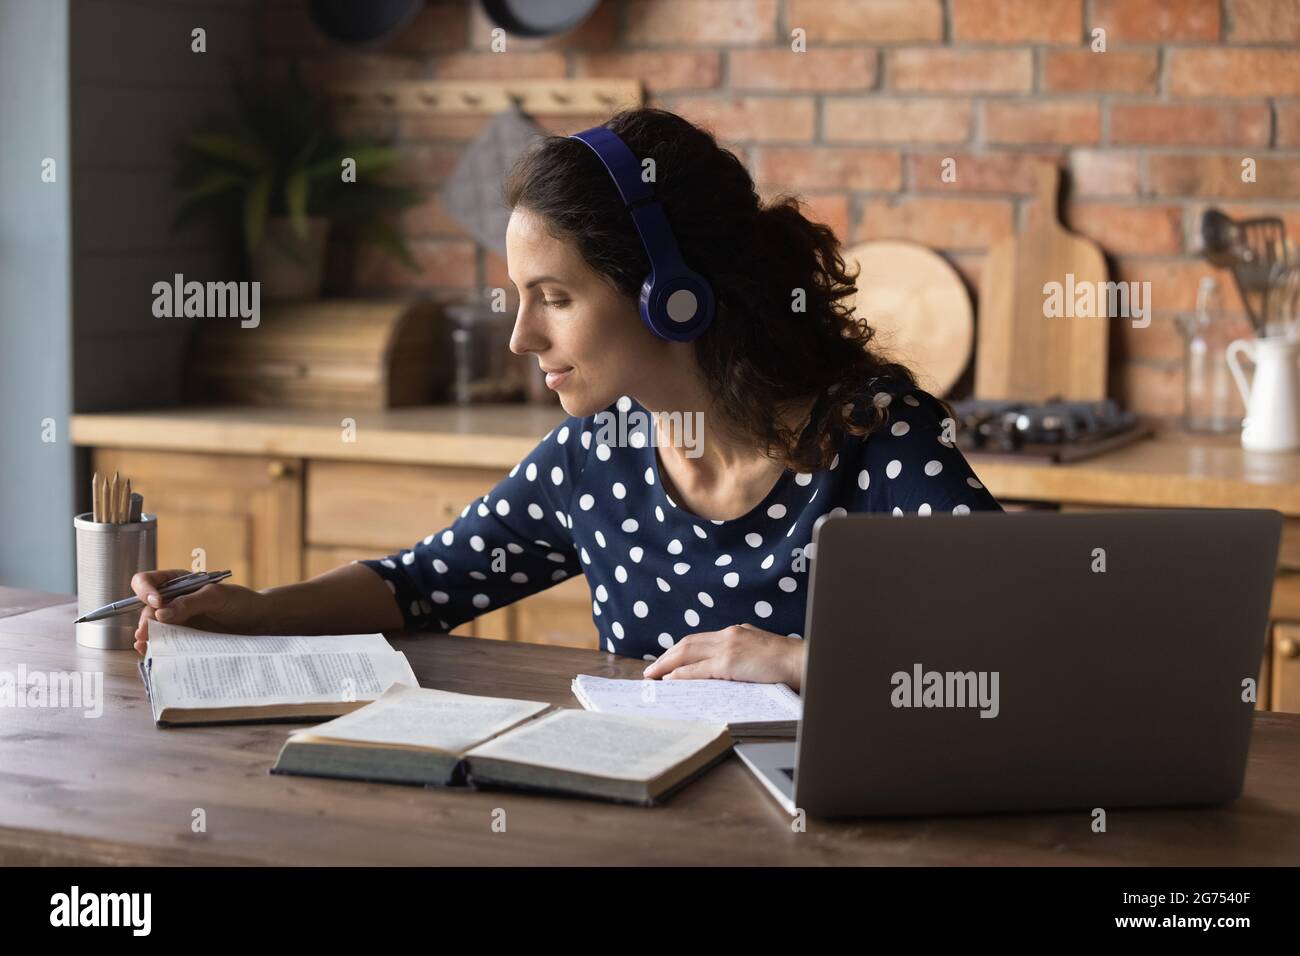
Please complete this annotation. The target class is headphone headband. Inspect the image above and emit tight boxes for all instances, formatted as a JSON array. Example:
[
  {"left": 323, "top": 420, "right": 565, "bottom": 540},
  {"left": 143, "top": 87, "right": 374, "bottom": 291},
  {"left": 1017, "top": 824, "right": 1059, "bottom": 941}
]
[{"left": 569, "top": 125, "right": 715, "bottom": 342}]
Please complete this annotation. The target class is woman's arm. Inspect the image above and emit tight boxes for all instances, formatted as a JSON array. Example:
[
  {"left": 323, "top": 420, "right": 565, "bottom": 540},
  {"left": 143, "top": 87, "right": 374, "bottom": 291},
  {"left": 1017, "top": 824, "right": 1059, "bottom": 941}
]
[{"left": 131, "top": 561, "right": 404, "bottom": 652}]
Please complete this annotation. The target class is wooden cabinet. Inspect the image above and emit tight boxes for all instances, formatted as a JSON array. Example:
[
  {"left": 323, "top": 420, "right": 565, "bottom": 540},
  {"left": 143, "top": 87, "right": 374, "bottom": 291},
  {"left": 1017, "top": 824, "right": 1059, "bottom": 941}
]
[
  {"left": 92, "top": 448, "right": 302, "bottom": 590},
  {"left": 1272, "top": 623, "right": 1300, "bottom": 712},
  {"left": 88, "top": 449, "right": 597, "bottom": 648},
  {"left": 303, "top": 460, "right": 596, "bottom": 647}
]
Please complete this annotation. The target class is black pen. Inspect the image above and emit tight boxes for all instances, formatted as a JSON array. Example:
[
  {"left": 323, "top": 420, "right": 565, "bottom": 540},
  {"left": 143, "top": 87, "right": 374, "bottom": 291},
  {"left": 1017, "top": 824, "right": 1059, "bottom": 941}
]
[{"left": 74, "top": 570, "right": 233, "bottom": 623}]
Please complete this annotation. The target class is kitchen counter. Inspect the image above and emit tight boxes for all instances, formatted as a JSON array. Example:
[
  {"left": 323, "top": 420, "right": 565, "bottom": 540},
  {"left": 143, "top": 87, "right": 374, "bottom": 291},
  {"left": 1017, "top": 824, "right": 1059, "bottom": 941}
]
[{"left": 71, "top": 404, "right": 1300, "bottom": 514}]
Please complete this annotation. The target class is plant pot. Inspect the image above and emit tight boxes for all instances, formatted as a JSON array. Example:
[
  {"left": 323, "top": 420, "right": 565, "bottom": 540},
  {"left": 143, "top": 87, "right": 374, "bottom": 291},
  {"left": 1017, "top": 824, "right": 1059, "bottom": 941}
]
[{"left": 249, "top": 216, "right": 331, "bottom": 302}]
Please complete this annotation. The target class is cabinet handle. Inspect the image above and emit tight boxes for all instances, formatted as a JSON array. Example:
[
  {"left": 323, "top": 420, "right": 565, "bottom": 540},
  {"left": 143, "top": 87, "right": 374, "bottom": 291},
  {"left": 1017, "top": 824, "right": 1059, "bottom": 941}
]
[
  {"left": 267, "top": 460, "right": 295, "bottom": 479},
  {"left": 1280, "top": 637, "right": 1300, "bottom": 659}
]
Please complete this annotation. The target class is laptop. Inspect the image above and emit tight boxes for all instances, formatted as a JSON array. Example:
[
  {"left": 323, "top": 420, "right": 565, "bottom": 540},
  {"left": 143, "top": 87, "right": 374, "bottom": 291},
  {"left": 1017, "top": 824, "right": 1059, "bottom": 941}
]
[{"left": 737, "top": 509, "right": 1281, "bottom": 818}]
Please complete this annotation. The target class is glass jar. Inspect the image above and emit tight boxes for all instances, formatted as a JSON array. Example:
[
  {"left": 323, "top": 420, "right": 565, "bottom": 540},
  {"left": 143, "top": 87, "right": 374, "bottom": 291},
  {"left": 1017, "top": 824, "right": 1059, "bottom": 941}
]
[
  {"left": 445, "top": 302, "right": 527, "bottom": 405},
  {"left": 1174, "top": 277, "right": 1248, "bottom": 433}
]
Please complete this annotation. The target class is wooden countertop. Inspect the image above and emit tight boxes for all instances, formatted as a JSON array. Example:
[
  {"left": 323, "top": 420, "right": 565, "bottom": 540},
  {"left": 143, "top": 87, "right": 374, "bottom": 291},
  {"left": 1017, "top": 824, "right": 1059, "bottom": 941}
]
[
  {"left": 3, "top": 586, "right": 1299, "bottom": 866},
  {"left": 71, "top": 404, "right": 1300, "bottom": 514}
]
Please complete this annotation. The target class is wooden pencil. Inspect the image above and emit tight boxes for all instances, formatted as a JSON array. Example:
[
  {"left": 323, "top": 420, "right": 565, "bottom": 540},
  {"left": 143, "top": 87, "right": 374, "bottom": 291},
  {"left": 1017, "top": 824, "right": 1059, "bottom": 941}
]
[{"left": 92, "top": 471, "right": 100, "bottom": 522}]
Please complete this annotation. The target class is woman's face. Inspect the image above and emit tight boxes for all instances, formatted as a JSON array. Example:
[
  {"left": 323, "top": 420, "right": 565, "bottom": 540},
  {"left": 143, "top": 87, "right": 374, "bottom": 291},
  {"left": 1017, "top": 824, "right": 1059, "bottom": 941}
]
[{"left": 506, "top": 206, "right": 653, "bottom": 418}]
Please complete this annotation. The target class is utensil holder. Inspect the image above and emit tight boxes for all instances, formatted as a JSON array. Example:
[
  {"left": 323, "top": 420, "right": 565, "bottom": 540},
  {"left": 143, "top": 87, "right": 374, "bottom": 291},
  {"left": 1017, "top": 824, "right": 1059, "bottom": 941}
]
[{"left": 74, "top": 512, "right": 157, "bottom": 649}]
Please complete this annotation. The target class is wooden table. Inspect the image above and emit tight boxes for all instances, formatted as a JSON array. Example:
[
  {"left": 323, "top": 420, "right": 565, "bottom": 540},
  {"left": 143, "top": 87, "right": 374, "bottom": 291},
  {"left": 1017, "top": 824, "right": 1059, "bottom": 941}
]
[{"left": 2, "top": 586, "right": 1298, "bottom": 866}]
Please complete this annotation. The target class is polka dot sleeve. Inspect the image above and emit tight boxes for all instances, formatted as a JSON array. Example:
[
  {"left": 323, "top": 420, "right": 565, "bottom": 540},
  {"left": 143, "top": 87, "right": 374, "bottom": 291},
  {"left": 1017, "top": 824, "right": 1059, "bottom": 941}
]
[
  {"left": 354, "top": 418, "right": 591, "bottom": 633},
  {"left": 855, "top": 391, "right": 1003, "bottom": 517}
]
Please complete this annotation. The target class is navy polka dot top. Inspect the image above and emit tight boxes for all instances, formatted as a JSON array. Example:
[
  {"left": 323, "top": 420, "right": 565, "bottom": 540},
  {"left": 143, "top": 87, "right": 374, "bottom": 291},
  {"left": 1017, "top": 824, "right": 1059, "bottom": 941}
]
[{"left": 358, "top": 382, "right": 1003, "bottom": 661}]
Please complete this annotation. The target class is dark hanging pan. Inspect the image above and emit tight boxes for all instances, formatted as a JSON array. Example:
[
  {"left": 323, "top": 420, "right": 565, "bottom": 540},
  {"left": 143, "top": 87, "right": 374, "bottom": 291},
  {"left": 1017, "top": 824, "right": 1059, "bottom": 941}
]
[
  {"left": 479, "top": 0, "right": 602, "bottom": 37},
  {"left": 308, "top": 0, "right": 425, "bottom": 45}
]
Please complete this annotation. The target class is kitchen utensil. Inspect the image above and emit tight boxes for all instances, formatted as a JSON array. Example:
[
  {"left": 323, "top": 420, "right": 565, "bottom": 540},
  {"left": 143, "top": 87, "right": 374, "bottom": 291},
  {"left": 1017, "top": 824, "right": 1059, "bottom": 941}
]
[
  {"left": 440, "top": 102, "right": 548, "bottom": 259},
  {"left": 480, "top": 0, "right": 602, "bottom": 37},
  {"left": 1226, "top": 334, "right": 1300, "bottom": 452},
  {"left": 975, "top": 163, "right": 1109, "bottom": 402},
  {"left": 308, "top": 0, "right": 424, "bottom": 45},
  {"left": 840, "top": 240, "right": 973, "bottom": 397},
  {"left": 1199, "top": 208, "right": 1287, "bottom": 335}
]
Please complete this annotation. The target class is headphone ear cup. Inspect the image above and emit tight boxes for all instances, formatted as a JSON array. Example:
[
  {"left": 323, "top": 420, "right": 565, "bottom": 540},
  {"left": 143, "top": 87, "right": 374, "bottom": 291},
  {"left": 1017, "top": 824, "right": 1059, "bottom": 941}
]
[{"left": 641, "top": 271, "right": 715, "bottom": 342}]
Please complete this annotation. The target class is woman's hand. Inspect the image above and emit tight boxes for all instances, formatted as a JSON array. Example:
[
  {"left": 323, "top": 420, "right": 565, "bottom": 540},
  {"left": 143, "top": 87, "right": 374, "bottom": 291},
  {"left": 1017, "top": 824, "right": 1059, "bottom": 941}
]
[
  {"left": 130, "top": 569, "right": 269, "bottom": 657},
  {"left": 641, "top": 623, "right": 806, "bottom": 690}
]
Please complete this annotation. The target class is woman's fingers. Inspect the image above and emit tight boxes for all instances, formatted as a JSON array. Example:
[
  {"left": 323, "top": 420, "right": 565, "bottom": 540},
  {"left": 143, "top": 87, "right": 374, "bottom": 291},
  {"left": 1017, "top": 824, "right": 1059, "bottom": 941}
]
[
  {"left": 659, "top": 660, "right": 723, "bottom": 681},
  {"left": 153, "top": 583, "right": 228, "bottom": 624},
  {"left": 642, "top": 631, "right": 719, "bottom": 679},
  {"left": 133, "top": 605, "right": 155, "bottom": 655},
  {"left": 130, "top": 569, "right": 192, "bottom": 609}
]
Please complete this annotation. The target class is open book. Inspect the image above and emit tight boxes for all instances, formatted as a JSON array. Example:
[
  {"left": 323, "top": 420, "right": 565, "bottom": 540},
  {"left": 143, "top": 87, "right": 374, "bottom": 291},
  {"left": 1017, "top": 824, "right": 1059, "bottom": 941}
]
[
  {"left": 138, "top": 621, "right": 418, "bottom": 726},
  {"left": 271, "top": 683, "right": 734, "bottom": 806},
  {"left": 571, "top": 675, "right": 802, "bottom": 738}
]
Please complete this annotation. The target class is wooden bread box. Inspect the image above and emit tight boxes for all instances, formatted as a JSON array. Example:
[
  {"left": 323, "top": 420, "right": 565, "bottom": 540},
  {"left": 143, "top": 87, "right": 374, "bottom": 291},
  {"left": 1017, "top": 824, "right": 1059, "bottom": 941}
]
[{"left": 187, "top": 299, "right": 451, "bottom": 409}]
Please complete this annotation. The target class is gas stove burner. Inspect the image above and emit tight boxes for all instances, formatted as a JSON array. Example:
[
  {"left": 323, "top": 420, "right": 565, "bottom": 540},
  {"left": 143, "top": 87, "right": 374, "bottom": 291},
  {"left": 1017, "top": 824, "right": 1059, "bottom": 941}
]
[{"left": 949, "top": 397, "right": 1150, "bottom": 463}]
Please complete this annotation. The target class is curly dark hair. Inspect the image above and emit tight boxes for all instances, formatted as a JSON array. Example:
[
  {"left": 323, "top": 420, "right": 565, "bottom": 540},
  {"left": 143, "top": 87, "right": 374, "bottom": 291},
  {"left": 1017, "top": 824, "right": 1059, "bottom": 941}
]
[{"left": 503, "top": 107, "right": 932, "bottom": 472}]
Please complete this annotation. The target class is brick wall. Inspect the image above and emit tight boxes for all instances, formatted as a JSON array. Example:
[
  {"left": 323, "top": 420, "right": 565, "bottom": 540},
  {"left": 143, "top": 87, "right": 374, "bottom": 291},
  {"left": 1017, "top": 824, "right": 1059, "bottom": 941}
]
[{"left": 261, "top": 0, "right": 1300, "bottom": 418}]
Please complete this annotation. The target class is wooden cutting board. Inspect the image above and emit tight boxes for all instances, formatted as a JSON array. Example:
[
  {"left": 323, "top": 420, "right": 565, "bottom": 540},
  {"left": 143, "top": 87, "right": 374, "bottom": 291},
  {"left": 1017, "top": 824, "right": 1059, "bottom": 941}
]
[
  {"left": 842, "top": 240, "right": 974, "bottom": 397},
  {"left": 975, "top": 163, "right": 1109, "bottom": 402}
]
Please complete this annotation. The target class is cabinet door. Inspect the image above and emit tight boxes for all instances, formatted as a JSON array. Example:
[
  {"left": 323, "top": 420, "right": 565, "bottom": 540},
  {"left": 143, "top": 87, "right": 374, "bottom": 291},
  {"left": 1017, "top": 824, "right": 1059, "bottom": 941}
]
[
  {"left": 305, "top": 461, "right": 596, "bottom": 647},
  {"left": 1272, "top": 623, "right": 1300, "bottom": 714},
  {"left": 92, "top": 449, "right": 302, "bottom": 591}
]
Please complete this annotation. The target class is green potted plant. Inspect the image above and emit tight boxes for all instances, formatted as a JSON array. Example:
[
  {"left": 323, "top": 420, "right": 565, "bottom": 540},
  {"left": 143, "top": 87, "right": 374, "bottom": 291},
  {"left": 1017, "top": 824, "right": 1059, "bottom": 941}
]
[{"left": 171, "top": 63, "right": 423, "bottom": 301}]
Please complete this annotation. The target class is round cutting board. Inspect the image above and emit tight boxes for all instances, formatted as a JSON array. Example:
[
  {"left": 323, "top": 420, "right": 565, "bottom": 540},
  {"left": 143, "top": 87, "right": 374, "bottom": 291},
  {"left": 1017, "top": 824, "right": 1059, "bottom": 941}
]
[{"left": 841, "top": 240, "right": 974, "bottom": 397}]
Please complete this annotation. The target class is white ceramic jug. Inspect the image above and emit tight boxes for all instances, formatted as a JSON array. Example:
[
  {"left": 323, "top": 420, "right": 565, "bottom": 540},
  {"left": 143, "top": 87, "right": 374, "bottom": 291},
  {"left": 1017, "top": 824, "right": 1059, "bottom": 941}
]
[{"left": 1226, "top": 335, "right": 1300, "bottom": 452}]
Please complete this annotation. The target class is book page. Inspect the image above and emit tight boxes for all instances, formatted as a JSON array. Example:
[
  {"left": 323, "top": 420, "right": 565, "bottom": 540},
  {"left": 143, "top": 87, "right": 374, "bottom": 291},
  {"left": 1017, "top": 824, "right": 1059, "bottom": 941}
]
[
  {"left": 571, "top": 675, "right": 802, "bottom": 725},
  {"left": 464, "top": 709, "right": 727, "bottom": 781},
  {"left": 147, "top": 621, "right": 392, "bottom": 658},
  {"left": 294, "top": 684, "right": 551, "bottom": 754},
  {"left": 149, "top": 647, "right": 417, "bottom": 710}
]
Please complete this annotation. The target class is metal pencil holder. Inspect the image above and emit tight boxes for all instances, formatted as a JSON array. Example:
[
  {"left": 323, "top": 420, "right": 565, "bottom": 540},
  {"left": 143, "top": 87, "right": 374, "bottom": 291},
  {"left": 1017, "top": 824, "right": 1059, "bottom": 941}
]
[{"left": 73, "top": 512, "right": 157, "bottom": 649}]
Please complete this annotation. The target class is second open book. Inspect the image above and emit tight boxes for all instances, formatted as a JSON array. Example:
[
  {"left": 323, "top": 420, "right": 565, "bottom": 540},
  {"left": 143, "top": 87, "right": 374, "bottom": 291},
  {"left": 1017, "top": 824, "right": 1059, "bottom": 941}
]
[{"left": 272, "top": 683, "right": 734, "bottom": 805}]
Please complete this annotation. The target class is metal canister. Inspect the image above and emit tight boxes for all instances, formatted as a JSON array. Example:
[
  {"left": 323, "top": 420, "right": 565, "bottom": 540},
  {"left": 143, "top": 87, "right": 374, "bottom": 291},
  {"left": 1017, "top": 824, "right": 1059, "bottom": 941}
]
[{"left": 73, "top": 512, "right": 157, "bottom": 649}]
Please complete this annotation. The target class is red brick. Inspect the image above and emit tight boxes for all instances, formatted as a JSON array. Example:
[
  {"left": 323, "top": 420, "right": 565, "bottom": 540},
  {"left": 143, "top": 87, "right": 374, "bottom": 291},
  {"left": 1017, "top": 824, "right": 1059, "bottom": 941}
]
[
  {"left": 1067, "top": 151, "right": 1141, "bottom": 197},
  {"left": 431, "top": 52, "right": 567, "bottom": 80},
  {"left": 985, "top": 101, "right": 1101, "bottom": 145},
  {"left": 1113, "top": 257, "right": 1247, "bottom": 314},
  {"left": 1280, "top": 104, "right": 1300, "bottom": 147},
  {"left": 1209, "top": 204, "right": 1300, "bottom": 248},
  {"left": 296, "top": 53, "right": 423, "bottom": 89},
  {"left": 402, "top": 197, "right": 466, "bottom": 238},
  {"left": 1063, "top": 203, "right": 1186, "bottom": 256},
  {"left": 753, "top": 147, "right": 902, "bottom": 191},
  {"left": 907, "top": 152, "right": 1063, "bottom": 194},
  {"left": 730, "top": 49, "right": 877, "bottom": 91},
  {"left": 1148, "top": 156, "right": 1300, "bottom": 199},
  {"left": 667, "top": 95, "right": 816, "bottom": 142},
  {"left": 624, "top": 0, "right": 778, "bottom": 45},
  {"left": 400, "top": 114, "right": 492, "bottom": 140},
  {"left": 1043, "top": 51, "right": 1158, "bottom": 93},
  {"left": 1168, "top": 49, "right": 1300, "bottom": 96},
  {"left": 389, "top": 144, "right": 464, "bottom": 186},
  {"left": 573, "top": 51, "right": 723, "bottom": 91},
  {"left": 1110, "top": 103, "right": 1271, "bottom": 147},
  {"left": 823, "top": 98, "right": 974, "bottom": 145},
  {"left": 1114, "top": 362, "right": 1185, "bottom": 420},
  {"left": 1116, "top": 316, "right": 1184, "bottom": 364},
  {"left": 788, "top": 0, "right": 944, "bottom": 42},
  {"left": 952, "top": 0, "right": 1082, "bottom": 42},
  {"left": 756, "top": 191, "right": 851, "bottom": 242},
  {"left": 355, "top": 239, "right": 476, "bottom": 291},
  {"left": 1092, "top": 0, "right": 1221, "bottom": 41},
  {"left": 1227, "top": 0, "right": 1300, "bottom": 41},
  {"left": 468, "top": 0, "right": 616, "bottom": 49},
  {"left": 856, "top": 197, "right": 1016, "bottom": 249},
  {"left": 386, "top": 0, "right": 471, "bottom": 54},
  {"left": 888, "top": 49, "right": 1033, "bottom": 93}
]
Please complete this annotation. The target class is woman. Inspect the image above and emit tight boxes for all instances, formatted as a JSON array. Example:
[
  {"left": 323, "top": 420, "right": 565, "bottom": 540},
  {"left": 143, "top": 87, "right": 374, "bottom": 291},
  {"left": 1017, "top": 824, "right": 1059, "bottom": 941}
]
[{"left": 131, "top": 108, "right": 1003, "bottom": 690}]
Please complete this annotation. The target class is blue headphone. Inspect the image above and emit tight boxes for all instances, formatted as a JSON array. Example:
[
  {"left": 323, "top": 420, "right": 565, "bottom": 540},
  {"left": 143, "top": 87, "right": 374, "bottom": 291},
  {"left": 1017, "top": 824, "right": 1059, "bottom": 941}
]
[{"left": 568, "top": 125, "right": 715, "bottom": 343}]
